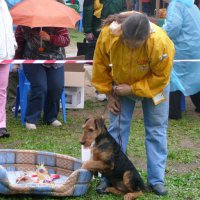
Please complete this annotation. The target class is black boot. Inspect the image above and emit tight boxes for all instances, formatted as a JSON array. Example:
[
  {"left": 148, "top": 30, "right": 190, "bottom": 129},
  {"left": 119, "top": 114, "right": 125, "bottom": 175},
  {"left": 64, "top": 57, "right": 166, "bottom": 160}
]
[
  {"left": 169, "top": 91, "right": 182, "bottom": 120},
  {"left": 0, "top": 128, "right": 10, "bottom": 138},
  {"left": 96, "top": 177, "right": 110, "bottom": 194},
  {"left": 190, "top": 92, "right": 200, "bottom": 113}
]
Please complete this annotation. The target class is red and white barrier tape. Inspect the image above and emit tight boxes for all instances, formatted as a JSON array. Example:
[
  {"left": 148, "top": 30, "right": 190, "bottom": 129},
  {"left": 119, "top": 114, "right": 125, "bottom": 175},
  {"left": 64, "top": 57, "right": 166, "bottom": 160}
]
[
  {"left": 174, "top": 59, "right": 200, "bottom": 63},
  {"left": 0, "top": 59, "right": 200, "bottom": 64},
  {"left": 0, "top": 59, "right": 93, "bottom": 64}
]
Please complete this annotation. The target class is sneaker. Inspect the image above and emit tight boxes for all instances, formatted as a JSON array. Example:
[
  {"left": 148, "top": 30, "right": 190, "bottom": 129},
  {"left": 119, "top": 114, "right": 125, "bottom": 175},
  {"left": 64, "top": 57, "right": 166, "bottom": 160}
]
[
  {"left": 11, "top": 106, "right": 21, "bottom": 113},
  {"left": 150, "top": 184, "right": 168, "bottom": 196},
  {"left": 25, "top": 123, "right": 37, "bottom": 130},
  {"left": 95, "top": 92, "right": 107, "bottom": 101},
  {"left": 51, "top": 120, "right": 62, "bottom": 127},
  {"left": 0, "top": 128, "right": 10, "bottom": 138}
]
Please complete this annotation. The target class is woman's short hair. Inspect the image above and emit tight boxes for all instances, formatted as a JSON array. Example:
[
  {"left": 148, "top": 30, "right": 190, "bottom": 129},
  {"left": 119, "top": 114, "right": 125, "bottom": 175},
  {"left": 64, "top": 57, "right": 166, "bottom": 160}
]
[{"left": 121, "top": 13, "right": 150, "bottom": 41}]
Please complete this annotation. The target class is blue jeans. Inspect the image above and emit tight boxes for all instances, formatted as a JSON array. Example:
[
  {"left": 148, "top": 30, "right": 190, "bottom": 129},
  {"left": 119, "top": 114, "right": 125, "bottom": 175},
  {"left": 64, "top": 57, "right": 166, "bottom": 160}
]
[
  {"left": 108, "top": 85, "right": 170, "bottom": 186},
  {"left": 23, "top": 64, "right": 64, "bottom": 124}
]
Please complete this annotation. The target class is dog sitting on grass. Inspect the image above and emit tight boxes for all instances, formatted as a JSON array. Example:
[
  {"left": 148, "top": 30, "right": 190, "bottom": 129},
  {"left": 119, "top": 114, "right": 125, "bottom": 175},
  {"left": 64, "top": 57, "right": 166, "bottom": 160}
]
[{"left": 80, "top": 116, "right": 145, "bottom": 200}]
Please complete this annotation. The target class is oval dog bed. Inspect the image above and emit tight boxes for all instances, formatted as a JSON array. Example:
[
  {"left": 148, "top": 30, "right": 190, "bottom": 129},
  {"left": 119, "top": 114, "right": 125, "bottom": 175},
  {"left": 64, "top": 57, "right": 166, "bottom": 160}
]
[{"left": 0, "top": 149, "right": 92, "bottom": 196}]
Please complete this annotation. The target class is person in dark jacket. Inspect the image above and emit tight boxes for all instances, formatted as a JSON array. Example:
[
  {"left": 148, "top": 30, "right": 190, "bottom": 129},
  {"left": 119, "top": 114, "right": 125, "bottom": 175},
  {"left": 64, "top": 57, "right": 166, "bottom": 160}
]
[
  {"left": 83, "top": 0, "right": 125, "bottom": 101},
  {"left": 83, "top": 0, "right": 125, "bottom": 40}
]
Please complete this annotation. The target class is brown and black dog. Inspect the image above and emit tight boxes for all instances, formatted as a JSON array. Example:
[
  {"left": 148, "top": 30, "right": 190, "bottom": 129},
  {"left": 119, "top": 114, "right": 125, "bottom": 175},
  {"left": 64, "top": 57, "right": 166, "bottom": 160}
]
[{"left": 80, "top": 117, "right": 145, "bottom": 200}]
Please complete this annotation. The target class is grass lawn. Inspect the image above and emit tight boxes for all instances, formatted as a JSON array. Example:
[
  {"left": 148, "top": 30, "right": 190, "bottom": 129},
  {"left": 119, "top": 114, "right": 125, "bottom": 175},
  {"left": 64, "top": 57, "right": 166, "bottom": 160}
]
[
  {"left": 1, "top": 99, "right": 200, "bottom": 200},
  {"left": 68, "top": 29, "right": 85, "bottom": 43}
]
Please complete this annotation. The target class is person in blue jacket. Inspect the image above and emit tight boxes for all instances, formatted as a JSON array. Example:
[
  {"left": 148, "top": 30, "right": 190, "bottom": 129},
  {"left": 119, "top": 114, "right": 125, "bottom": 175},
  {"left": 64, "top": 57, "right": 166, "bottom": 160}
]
[{"left": 163, "top": 0, "right": 200, "bottom": 119}]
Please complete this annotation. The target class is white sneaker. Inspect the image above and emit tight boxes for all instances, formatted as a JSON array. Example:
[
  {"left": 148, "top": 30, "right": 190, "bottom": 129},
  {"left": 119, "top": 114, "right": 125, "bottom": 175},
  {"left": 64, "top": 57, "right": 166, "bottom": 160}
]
[
  {"left": 95, "top": 93, "right": 107, "bottom": 101},
  {"left": 25, "top": 122, "right": 37, "bottom": 130},
  {"left": 51, "top": 120, "right": 62, "bottom": 127},
  {"left": 12, "top": 106, "right": 21, "bottom": 112}
]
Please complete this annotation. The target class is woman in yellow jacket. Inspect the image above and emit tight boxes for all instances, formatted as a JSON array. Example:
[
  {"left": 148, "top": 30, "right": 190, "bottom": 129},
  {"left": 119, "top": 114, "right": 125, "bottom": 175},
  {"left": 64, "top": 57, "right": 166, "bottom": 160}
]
[{"left": 92, "top": 12, "right": 175, "bottom": 196}]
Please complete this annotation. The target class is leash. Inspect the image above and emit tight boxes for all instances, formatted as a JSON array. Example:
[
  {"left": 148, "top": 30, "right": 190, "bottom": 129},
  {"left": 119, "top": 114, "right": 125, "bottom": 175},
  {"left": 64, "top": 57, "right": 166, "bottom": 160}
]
[
  {"left": 101, "top": 91, "right": 123, "bottom": 149},
  {"left": 117, "top": 113, "right": 123, "bottom": 148},
  {"left": 101, "top": 99, "right": 108, "bottom": 117}
]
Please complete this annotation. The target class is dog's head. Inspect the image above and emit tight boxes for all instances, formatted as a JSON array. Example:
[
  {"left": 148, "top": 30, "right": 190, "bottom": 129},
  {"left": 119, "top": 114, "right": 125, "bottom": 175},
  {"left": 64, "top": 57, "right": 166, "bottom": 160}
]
[{"left": 80, "top": 116, "right": 106, "bottom": 148}]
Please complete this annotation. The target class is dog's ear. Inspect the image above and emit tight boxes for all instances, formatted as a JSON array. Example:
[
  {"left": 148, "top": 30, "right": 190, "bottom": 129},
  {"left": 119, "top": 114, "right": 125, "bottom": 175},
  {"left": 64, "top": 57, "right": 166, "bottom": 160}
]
[
  {"left": 84, "top": 118, "right": 90, "bottom": 123},
  {"left": 94, "top": 117, "right": 105, "bottom": 131},
  {"left": 82, "top": 117, "right": 91, "bottom": 128}
]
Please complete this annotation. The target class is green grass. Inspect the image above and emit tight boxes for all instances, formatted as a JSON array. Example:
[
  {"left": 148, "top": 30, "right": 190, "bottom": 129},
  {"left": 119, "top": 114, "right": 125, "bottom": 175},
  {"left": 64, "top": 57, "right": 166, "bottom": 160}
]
[{"left": 1, "top": 99, "right": 199, "bottom": 200}]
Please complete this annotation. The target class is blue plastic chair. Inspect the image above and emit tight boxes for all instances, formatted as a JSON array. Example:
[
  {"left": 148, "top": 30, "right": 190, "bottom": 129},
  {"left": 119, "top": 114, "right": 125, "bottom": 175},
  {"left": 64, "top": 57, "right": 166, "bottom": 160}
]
[{"left": 14, "top": 69, "right": 66, "bottom": 125}]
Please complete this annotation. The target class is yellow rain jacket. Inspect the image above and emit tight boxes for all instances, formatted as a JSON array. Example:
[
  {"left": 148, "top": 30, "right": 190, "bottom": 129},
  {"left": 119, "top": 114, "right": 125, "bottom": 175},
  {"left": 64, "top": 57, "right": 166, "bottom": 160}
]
[{"left": 92, "top": 22, "right": 175, "bottom": 99}]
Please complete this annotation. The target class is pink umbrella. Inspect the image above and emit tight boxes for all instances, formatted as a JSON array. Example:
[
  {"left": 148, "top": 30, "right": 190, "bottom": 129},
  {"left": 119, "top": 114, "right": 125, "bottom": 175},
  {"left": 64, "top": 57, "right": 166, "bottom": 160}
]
[{"left": 10, "top": 0, "right": 81, "bottom": 51}]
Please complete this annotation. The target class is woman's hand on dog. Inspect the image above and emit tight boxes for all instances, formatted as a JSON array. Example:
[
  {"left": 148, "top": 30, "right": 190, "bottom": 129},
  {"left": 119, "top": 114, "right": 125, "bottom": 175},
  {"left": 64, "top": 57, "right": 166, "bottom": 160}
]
[{"left": 107, "top": 93, "right": 120, "bottom": 115}]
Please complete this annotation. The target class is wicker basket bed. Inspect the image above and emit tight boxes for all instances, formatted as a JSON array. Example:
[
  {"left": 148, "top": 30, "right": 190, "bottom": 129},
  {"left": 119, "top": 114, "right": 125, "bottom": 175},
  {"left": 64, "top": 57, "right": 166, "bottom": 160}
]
[{"left": 0, "top": 149, "right": 92, "bottom": 196}]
